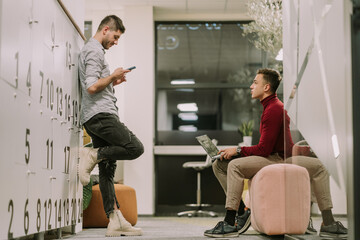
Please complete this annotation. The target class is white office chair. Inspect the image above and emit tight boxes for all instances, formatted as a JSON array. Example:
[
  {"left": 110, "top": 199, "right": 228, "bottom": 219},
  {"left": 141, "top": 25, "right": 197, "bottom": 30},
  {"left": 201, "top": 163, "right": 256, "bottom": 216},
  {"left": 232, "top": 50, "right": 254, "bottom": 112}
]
[{"left": 177, "top": 139, "right": 218, "bottom": 217}]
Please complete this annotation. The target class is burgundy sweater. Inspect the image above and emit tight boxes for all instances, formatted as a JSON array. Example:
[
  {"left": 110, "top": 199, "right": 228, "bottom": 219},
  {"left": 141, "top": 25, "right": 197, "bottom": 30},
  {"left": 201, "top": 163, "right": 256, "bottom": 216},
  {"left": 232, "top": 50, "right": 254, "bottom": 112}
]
[{"left": 240, "top": 94, "right": 294, "bottom": 159}]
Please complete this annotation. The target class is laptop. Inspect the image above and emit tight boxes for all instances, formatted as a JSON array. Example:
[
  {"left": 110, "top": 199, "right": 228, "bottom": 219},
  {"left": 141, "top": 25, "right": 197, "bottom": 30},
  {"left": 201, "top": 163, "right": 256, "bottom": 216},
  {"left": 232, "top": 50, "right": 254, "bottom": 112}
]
[{"left": 196, "top": 135, "right": 222, "bottom": 162}]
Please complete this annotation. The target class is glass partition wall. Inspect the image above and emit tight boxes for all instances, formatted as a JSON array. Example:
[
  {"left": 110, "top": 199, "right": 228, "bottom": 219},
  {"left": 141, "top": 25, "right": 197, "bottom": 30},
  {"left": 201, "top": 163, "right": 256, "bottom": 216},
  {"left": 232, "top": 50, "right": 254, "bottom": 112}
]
[
  {"left": 155, "top": 22, "right": 278, "bottom": 145},
  {"left": 155, "top": 5, "right": 353, "bottom": 231},
  {"left": 283, "top": 0, "right": 352, "bottom": 238}
]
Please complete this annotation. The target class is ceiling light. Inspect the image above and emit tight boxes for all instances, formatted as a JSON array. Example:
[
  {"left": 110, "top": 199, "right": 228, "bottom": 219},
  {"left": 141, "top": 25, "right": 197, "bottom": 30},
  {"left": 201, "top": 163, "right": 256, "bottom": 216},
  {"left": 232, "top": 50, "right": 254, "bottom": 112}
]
[
  {"left": 177, "top": 103, "right": 198, "bottom": 112},
  {"left": 171, "top": 79, "right": 195, "bottom": 85},
  {"left": 178, "top": 113, "right": 198, "bottom": 121},
  {"left": 187, "top": 24, "right": 201, "bottom": 30},
  {"left": 179, "top": 125, "right": 198, "bottom": 132},
  {"left": 175, "top": 89, "right": 194, "bottom": 92}
]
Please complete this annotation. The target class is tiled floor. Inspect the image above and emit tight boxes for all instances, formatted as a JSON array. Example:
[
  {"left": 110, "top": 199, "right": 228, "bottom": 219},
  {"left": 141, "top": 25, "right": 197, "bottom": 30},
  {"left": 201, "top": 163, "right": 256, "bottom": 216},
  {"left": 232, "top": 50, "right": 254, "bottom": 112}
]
[{"left": 54, "top": 215, "right": 348, "bottom": 240}]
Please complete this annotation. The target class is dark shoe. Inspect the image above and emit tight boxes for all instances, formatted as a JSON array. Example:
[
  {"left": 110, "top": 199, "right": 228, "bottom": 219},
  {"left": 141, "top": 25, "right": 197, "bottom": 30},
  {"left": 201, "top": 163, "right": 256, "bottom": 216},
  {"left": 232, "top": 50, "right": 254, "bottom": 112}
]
[
  {"left": 204, "top": 221, "right": 238, "bottom": 238},
  {"left": 319, "top": 221, "right": 347, "bottom": 238},
  {"left": 305, "top": 217, "right": 317, "bottom": 235},
  {"left": 236, "top": 209, "right": 251, "bottom": 234}
]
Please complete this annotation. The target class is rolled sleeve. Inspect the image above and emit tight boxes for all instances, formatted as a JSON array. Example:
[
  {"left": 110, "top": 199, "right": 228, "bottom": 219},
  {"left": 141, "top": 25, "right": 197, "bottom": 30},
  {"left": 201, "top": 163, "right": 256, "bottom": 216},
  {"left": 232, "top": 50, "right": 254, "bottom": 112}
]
[
  {"left": 79, "top": 37, "right": 118, "bottom": 125},
  {"left": 84, "top": 49, "right": 104, "bottom": 90}
]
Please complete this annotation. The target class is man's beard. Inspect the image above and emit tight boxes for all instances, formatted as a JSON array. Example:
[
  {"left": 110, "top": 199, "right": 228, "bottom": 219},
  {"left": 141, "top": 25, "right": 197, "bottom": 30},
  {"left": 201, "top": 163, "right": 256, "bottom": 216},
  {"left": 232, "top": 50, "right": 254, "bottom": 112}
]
[{"left": 102, "top": 39, "right": 112, "bottom": 49}]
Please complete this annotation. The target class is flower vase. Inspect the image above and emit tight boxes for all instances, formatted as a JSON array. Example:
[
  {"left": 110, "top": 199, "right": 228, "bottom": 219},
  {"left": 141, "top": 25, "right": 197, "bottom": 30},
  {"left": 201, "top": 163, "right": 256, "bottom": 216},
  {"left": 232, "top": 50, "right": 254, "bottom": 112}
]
[{"left": 243, "top": 136, "right": 252, "bottom": 146}]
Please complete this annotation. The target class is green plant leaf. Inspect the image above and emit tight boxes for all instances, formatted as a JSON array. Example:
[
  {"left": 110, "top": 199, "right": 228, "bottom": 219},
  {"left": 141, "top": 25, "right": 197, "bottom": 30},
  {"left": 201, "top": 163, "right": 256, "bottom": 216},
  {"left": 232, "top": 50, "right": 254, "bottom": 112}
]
[
  {"left": 239, "top": 120, "right": 254, "bottom": 136},
  {"left": 83, "top": 178, "right": 93, "bottom": 210}
]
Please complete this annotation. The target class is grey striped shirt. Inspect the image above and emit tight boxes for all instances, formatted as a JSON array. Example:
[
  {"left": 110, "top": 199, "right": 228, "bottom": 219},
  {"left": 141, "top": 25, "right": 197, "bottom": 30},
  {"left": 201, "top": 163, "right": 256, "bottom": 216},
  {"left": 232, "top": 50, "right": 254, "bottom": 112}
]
[{"left": 78, "top": 38, "right": 118, "bottom": 125}]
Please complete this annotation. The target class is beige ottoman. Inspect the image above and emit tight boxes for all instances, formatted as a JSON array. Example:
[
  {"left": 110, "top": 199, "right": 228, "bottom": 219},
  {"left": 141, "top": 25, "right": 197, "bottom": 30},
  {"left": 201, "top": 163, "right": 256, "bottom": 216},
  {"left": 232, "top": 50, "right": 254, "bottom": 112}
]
[
  {"left": 248, "top": 164, "right": 310, "bottom": 235},
  {"left": 83, "top": 184, "right": 138, "bottom": 227}
]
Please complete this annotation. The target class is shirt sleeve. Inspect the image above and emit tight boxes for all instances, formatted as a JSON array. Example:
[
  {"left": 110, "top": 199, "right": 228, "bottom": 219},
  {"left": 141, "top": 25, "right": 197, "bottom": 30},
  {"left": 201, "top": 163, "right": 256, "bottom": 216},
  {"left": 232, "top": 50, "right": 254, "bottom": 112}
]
[
  {"left": 240, "top": 105, "right": 283, "bottom": 157},
  {"left": 84, "top": 49, "right": 104, "bottom": 90}
]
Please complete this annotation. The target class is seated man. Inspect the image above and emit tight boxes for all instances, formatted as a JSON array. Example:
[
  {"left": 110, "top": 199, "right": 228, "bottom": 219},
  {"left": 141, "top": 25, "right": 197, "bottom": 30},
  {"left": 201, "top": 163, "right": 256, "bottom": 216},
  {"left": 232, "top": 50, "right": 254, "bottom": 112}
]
[{"left": 204, "top": 68, "right": 347, "bottom": 238}]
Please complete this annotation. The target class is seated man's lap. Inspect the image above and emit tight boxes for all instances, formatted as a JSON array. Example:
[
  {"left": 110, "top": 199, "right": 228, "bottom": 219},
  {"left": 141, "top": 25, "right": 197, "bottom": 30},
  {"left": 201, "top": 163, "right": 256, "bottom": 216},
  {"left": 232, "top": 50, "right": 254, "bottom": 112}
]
[
  {"left": 228, "top": 154, "right": 283, "bottom": 179},
  {"left": 286, "top": 156, "right": 328, "bottom": 177}
]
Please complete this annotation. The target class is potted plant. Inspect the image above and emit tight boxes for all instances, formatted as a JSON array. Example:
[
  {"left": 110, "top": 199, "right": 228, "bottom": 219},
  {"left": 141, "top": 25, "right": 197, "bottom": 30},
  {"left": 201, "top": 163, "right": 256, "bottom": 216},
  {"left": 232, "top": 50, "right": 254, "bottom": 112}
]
[{"left": 239, "top": 120, "right": 254, "bottom": 146}]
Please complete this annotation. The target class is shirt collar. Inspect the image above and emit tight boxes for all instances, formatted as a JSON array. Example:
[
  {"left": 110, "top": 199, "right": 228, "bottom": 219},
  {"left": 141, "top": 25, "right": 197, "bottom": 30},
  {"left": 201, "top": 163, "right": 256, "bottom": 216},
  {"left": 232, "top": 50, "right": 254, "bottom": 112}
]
[
  {"left": 89, "top": 37, "right": 105, "bottom": 54},
  {"left": 261, "top": 93, "right": 277, "bottom": 108}
]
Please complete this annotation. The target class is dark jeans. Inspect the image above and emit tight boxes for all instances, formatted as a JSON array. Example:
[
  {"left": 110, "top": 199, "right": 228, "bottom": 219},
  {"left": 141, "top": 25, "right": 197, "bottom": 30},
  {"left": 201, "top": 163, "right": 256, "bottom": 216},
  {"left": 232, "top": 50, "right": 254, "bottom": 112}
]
[{"left": 84, "top": 113, "right": 144, "bottom": 217}]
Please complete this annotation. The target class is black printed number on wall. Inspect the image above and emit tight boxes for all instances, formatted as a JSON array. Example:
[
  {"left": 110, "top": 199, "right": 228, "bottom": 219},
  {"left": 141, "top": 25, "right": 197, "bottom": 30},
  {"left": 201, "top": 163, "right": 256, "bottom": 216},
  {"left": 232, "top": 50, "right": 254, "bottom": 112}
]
[
  {"left": 46, "top": 78, "right": 54, "bottom": 110},
  {"left": 56, "top": 87, "right": 63, "bottom": 116},
  {"left": 78, "top": 198, "right": 82, "bottom": 223},
  {"left": 64, "top": 199, "right": 69, "bottom": 225},
  {"left": 24, "top": 199, "right": 29, "bottom": 235},
  {"left": 14, "top": 52, "right": 19, "bottom": 88},
  {"left": 44, "top": 199, "right": 52, "bottom": 230},
  {"left": 26, "top": 62, "right": 32, "bottom": 96},
  {"left": 25, "top": 128, "right": 30, "bottom": 164},
  {"left": 58, "top": 199, "right": 62, "bottom": 228},
  {"left": 46, "top": 139, "right": 54, "bottom": 169},
  {"left": 8, "top": 200, "right": 14, "bottom": 239},
  {"left": 39, "top": 71, "right": 44, "bottom": 103},
  {"left": 36, "top": 199, "right": 41, "bottom": 232},
  {"left": 64, "top": 146, "right": 70, "bottom": 174},
  {"left": 7, "top": 198, "right": 80, "bottom": 237},
  {"left": 71, "top": 199, "right": 76, "bottom": 225},
  {"left": 43, "top": 199, "right": 51, "bottom": 230}
]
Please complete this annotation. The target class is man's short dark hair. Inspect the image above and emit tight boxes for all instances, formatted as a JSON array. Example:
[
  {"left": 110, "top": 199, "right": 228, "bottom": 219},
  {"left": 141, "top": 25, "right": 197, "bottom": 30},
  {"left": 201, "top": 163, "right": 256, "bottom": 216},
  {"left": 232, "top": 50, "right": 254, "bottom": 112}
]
[
  {"left": 257, "top": 68, "right": 282, "bottom": 93},
  {"left": 97, "top": 15, "right": 125, "bottom": 33}
]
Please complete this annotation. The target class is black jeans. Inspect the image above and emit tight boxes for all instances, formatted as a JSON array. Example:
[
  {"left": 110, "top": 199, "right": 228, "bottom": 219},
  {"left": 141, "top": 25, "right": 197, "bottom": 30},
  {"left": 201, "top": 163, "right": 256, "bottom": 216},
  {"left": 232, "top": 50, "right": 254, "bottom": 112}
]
[{"left": 84, "top": 113, "right": 144, "bottom": 217}]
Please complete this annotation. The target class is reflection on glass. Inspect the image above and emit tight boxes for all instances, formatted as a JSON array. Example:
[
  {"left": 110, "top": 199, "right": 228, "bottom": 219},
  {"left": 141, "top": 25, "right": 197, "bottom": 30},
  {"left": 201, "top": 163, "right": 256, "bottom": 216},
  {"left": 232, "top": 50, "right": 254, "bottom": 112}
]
[
  {"left": 156, "top": 89, "right": 262, "bottom": 133},
  {"left": 155, "top": 22, "right": 265, "bottom": 144},
  {"left": 178, "top": 113, "right": 198, "bottom": 121}
]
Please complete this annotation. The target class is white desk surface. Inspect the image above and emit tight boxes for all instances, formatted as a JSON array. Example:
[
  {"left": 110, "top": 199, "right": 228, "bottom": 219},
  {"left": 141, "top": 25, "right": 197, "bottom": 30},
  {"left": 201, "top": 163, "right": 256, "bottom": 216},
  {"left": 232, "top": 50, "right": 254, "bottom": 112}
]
[{"left": 153, "top": 145, "right": 240, "bottom": 155}]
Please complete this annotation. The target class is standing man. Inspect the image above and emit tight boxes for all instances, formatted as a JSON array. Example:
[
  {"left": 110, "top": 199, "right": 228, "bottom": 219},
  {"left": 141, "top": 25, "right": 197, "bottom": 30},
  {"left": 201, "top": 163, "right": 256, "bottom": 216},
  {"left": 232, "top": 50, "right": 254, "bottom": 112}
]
[
  {"left": 204, "top": 68, "right": 347, "bottom": 238},
  {"left": 78, "top": 15, "right": 144, "bottom": 237}
]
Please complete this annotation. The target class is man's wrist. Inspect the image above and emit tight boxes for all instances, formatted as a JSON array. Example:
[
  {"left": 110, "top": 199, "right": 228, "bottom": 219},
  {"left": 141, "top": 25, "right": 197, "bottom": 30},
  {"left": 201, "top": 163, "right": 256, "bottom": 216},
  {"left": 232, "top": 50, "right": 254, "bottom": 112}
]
[{"left": 236, "top": 146, "right": 242, "bottom": 155}]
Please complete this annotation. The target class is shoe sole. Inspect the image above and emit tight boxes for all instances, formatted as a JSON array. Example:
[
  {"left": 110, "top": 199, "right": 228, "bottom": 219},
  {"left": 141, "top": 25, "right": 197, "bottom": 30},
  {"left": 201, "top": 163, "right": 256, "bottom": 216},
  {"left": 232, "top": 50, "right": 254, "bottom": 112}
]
[
  {"left": 203, "top": 232, "right": 239, "bottom": 238},
  {"left": 106, "top": 230, "right": 143, "bottom": 237},
  {"left": 238, "top": 215, "right": 251, "bottom": 234},
  {"left": 305, "top": 229, "right": 317, "bottom": 235},
  {"left": 319, "top": 232, "right": 347, "bottom": 239}
]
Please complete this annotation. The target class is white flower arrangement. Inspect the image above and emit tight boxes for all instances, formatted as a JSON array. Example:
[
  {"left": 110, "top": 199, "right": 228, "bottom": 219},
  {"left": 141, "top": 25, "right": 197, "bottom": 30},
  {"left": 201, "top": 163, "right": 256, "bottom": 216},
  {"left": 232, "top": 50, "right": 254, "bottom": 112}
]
[{"left": 242, "top": 0, "right": 283, "bottom": 56}]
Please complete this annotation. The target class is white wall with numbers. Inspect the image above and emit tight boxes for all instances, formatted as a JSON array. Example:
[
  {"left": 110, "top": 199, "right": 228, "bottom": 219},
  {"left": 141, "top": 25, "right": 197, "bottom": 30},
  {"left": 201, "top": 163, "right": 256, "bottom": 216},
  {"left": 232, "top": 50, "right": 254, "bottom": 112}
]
[{"left": 0, "top": 0, "right": 84, "bottom": 239}]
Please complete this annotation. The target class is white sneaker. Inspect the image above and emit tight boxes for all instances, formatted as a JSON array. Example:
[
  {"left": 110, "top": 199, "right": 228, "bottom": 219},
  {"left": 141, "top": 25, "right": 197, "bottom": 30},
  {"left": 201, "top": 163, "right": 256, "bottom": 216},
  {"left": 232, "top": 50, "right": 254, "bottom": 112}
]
[
  {"left": 106, "top": 210, "right": 142, "bottom": 237},
  {"left": 78, "top": 147, "right": 100, "bottom": 186}
]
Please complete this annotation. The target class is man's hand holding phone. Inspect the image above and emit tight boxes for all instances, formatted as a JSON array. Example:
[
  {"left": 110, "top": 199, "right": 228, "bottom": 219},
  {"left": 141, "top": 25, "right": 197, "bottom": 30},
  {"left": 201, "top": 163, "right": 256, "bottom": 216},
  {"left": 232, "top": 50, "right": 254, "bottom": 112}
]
[
  {"left": 112, "top": 66, "right": 136, "bottom": 86},
  {"left": 113, "top": 67, "right": 130, "bottom": 78},
  {"left": 112, "top": 67, "right": 129, "bottom": 86}
]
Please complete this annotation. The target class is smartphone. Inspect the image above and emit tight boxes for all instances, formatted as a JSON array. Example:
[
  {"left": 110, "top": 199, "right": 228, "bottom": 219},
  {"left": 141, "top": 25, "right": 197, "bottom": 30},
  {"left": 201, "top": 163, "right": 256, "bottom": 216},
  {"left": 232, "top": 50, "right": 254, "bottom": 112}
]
[{"left": 127, "top": 66, "right": 136, "bottom": 70}]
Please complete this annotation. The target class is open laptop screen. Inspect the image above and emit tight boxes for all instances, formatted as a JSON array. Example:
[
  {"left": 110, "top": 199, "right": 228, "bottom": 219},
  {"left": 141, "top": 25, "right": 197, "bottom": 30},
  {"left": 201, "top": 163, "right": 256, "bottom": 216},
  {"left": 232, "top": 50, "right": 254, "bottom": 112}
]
[{"left": 196, "top": 135, "right": 221, "bottom": 161}]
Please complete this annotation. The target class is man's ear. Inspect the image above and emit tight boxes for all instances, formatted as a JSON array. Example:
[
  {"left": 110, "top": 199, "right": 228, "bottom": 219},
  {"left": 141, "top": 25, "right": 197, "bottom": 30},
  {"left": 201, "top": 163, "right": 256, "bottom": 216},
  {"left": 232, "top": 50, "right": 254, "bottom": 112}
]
[
  {"left": 264, "top": 83, "right": 271, "bottom": 93},
  {"left": 102, "top": 26, "right": 110, "bottom": 35}
]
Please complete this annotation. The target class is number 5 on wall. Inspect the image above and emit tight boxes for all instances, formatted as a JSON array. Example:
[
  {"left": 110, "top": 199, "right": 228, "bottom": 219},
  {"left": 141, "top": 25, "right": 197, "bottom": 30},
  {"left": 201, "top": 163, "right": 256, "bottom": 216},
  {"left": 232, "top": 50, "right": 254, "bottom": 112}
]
[{"left": 25, "top": 129, "right": 30, "bottom": 164}]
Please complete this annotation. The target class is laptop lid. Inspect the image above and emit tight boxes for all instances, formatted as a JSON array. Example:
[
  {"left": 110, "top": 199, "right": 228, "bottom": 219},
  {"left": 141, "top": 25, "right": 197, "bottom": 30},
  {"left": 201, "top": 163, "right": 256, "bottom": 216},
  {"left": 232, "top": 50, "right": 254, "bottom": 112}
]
[{"left": 196, "top": 135, "right": 222, "bottom": 161}]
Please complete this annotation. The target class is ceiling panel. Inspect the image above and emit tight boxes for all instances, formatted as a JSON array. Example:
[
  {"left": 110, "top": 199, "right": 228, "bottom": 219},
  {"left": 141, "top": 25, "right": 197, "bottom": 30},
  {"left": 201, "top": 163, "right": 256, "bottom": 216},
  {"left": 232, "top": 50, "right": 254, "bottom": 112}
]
[
  {"left": 85, "top": 0, "right": 111, "bottom": 11},
  {"left": 187, "top": 0, "right": 227, "bottom": 10},
  {"left": 149, "top": 1, "right": 187, "bottom": 11},
  {"left": 86, "top": 0, "right": 249, "bottom": 14}
]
